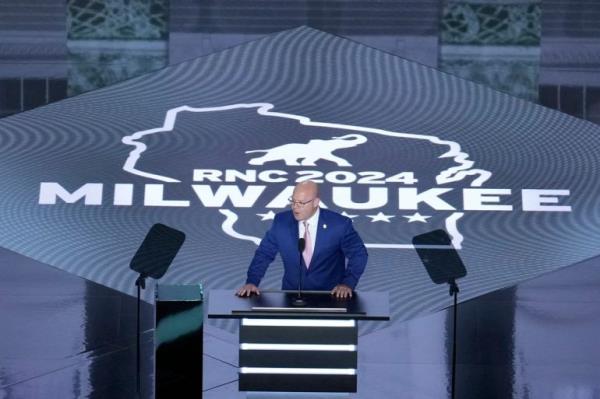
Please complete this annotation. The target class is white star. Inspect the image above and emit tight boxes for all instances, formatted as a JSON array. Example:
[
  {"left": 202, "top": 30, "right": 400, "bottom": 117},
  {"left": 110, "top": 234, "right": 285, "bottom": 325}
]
[
  {"left": 257, "top": 211, "right": 275, "bottom": 221},
  {"left": 366, "top": 212, "right": 395, "bottom": 223},
  {"left": 403, "top": 212, "right": 431, "bottom": 223},
  {"left": 341, "top": 211, "right": 359, "bottom": 219}
]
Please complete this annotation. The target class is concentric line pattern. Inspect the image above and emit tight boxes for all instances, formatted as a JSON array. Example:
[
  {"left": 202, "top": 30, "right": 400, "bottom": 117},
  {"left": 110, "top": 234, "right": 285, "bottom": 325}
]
[{"left": 0, "top": 27, "right": 599, "bottom": 333}]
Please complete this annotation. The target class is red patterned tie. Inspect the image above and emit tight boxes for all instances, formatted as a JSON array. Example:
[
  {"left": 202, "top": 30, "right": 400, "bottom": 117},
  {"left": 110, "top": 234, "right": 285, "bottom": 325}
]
[{"left": 302, "top": 221, "right": 312, "bottom": 268}]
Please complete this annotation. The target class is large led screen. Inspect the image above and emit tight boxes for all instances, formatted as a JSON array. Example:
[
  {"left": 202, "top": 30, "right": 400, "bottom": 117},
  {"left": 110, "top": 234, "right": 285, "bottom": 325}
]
[{"left": 1, "top": 27, "right": 598, "bottom": 324}]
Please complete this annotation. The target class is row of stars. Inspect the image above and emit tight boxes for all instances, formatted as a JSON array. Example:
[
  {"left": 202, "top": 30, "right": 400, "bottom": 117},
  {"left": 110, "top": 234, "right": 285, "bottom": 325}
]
[{"left": 256, "top": 210, "right": 432, "bottom": 223}]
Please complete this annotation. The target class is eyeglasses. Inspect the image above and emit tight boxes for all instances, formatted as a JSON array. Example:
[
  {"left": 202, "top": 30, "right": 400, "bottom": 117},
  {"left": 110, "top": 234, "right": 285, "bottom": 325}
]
[{"left": 288, "top": 197, "right": 315, "bottom": 207}]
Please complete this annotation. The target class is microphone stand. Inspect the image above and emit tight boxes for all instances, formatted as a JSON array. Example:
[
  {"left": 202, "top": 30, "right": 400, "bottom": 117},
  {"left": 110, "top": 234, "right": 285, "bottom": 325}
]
[
  {"left": 449, "top": 277, "right": 459, "bottom": 399},
  {"left": 293, "top": 238, "right": 307, "bottom": 307},
  {"left": 135, "top": 273, "right": 147, "bottom": 399},
  {"left": 412, "top": 229, "right": 466, "bottom": 399}
]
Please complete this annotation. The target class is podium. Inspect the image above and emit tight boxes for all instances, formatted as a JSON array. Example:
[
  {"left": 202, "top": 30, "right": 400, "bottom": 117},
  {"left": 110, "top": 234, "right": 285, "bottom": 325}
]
[{"left": 208, "top": 290, "right": 389, "bottom": 393}]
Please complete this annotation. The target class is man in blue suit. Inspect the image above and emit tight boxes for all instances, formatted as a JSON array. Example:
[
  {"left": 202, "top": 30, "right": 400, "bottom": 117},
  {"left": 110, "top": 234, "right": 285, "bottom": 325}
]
[{"left": 237, "top": 180, "right": 368, "bottom": 299}]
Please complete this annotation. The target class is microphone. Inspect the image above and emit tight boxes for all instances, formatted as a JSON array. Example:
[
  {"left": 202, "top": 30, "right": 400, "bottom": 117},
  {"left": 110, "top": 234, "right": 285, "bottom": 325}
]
[{"left": 293, "top": 237, "right": 307, "bottom": 306}]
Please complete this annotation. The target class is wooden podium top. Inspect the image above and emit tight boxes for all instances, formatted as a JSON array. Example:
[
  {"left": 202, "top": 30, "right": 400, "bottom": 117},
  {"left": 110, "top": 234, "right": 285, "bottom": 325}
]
[{"left": 207, "top": 289, "right": 390, "bottom": 320}]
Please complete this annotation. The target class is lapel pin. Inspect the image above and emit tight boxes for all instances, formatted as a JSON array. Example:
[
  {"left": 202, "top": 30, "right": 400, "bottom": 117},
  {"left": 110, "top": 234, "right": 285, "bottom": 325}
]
[{"left": 323, "top": 224, "right": 327, "bottom": 229}]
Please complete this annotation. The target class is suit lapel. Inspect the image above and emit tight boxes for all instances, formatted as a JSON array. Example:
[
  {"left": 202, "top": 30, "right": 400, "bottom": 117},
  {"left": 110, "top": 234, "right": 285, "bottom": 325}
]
[
  {"left": 289, "top": 213, "right": 298, "bottom": 245},
  {"left": 311, "top": 209, "right": 327, "bottom": 264}
]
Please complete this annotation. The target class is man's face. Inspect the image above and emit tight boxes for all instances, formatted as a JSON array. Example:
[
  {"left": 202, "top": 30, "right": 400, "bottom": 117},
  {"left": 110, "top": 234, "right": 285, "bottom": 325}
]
[{"left": 290, "top": 186, "right": 320, "bottom": 221}]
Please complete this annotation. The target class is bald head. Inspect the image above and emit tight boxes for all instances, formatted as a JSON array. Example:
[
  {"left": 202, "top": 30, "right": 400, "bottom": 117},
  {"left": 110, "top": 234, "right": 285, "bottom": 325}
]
[
  {"left": 294, "top": 180, "right": 319, "bottom": 198},
  {"left": 291, "top": 180, "right": 320, "bottom": 221}
]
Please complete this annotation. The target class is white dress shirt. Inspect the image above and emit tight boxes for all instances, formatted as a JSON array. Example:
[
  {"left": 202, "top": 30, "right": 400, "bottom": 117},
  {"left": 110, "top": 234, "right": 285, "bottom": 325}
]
[{"left": 298, "top": 207, "right": 319, "bottom": 255}]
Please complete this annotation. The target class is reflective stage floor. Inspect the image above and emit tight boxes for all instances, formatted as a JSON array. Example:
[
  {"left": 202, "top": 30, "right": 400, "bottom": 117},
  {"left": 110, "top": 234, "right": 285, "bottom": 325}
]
[{"left": 2, "top": 247, "right": 600, "bottom": 398}]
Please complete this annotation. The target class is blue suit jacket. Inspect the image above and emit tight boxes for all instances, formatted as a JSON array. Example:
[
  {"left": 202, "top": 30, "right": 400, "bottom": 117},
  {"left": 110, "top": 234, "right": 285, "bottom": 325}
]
[{"left": 246, "top": 209, "right": 368, "bottom": 290}]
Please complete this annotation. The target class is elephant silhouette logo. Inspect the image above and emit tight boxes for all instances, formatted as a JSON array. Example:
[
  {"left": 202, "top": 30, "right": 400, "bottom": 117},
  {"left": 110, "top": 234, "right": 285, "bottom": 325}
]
[{"left": 245, "top": 134, "right": 367, "bottom": 167}]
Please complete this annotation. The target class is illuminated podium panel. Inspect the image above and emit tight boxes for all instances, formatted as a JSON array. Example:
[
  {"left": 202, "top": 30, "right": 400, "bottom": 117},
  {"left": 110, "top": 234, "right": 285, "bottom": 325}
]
[{"left": 208, "top": 290, "right": 389, "bottom": 393}]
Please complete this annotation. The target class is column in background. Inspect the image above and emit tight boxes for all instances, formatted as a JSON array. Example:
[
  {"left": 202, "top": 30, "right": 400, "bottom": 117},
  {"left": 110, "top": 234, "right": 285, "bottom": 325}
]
[
  {"left": 439, "top": 0, "right": 541, "bottom": 101},
  {"left": 66, "top": 0, "right": 169, "bottom": 95}
]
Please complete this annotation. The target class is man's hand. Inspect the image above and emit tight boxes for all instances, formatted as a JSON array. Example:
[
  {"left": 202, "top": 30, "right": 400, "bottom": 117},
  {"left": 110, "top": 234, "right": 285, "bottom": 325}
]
[
  {"left": 236, "top": 283, "right": 260, "bottom": 297},
  {"left": 331, "top": 284, "right": 353, "bottom": 299}
]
